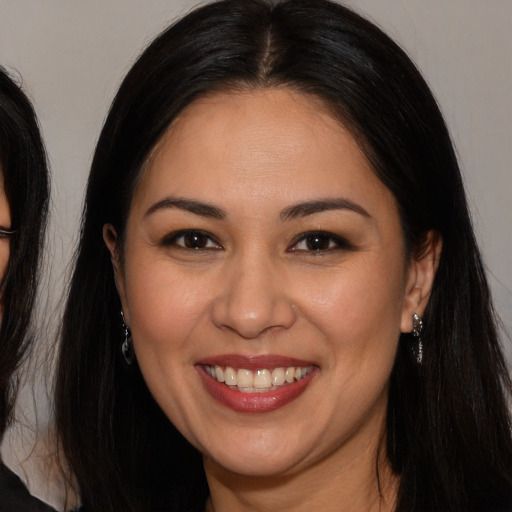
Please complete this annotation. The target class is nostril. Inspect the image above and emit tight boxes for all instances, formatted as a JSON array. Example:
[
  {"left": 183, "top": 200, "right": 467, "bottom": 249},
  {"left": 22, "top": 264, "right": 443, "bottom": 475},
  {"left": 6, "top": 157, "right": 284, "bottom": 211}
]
[
  {"left": 210, "top": 260, "right": 297, "bottom": 339},
  {"left": 211, "top": 293, "right": 297, "bottom": 339},
  {"left": 219, "top": 323, "right": 287, "bottom": 340}
]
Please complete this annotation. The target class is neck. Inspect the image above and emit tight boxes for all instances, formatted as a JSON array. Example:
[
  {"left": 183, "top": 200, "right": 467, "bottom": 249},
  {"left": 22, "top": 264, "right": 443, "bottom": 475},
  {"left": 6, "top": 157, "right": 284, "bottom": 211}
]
[{"left": 204, "top": 431, "right": 398, "bottom": 512}]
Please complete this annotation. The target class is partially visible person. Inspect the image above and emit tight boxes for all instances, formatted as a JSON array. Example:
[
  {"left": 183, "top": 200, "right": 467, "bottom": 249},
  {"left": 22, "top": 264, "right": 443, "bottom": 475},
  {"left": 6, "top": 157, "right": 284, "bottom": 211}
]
[{"left": 0, "top": 67, "right": 54, "bottom": 511}]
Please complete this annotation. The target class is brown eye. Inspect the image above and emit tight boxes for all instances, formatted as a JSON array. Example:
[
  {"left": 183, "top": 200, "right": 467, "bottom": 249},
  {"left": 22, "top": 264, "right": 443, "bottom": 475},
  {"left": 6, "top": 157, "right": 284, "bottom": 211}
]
[
  {"left": 0, "top": 227, "right": 16, "bottom": 239},
  {"left": 162, "top": 230, "right": 221, "bottom": 250},
  {"left": 290, "top": 231, "right": 353, "bottom": 253},
  {"left": 182, "top": 232, "right": 209, "bottom": 249},
  {"left": 303, "top": 233, "right": 332, "bottom": 251}
]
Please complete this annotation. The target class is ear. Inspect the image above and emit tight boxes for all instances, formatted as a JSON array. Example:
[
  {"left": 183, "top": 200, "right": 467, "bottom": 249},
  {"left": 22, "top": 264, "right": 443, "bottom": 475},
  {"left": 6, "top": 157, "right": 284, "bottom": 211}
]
[
  {"left": 400, "top": 230, "right": 442, "bottom": 333},
  {"left": 103, "top": 223, "right": 129, "bottom": 322}
]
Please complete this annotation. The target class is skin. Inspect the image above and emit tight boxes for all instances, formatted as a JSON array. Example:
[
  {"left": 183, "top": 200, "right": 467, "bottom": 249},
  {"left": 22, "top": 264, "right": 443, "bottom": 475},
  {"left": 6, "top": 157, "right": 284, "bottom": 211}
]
[
  {"left": 105, "top": 88, "right": 441, "bottom": 512},
  {"left": 0, "top": 171, "right": 11, "bottom": 289}
]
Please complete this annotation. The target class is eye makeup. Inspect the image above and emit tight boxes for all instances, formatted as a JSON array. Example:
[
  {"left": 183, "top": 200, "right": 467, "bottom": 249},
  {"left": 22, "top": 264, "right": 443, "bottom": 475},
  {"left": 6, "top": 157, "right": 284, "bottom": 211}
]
[
  {"left": 160, "top": 229, "right": 222, "bottom": 251},
  {"left": 0, "top": 226, "right": 15, "bottom": 239},
  {"left": 288, "top": 230, "right": 357, "bottom": 253}
]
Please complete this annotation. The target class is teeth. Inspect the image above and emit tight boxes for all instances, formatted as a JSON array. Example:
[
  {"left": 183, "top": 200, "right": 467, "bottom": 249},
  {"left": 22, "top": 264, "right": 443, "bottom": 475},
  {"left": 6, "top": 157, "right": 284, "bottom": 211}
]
[
  {"left": 224, "top": 366, "right": 237, "bottom": 385},
  {"left": 253, "top": 369, "right": 271, "bottom": 389},
  {"left": 237, "top": 369, "right": 252, "bottom": 388},
  {"left": 205, "top": 364, "right": 313, "bottom": 391},
  {"left": 271, "top": 367, "right": 285, "bottom": 386},
  {"left": 215, "top": 366, "right": 224, "bottom": 383}
]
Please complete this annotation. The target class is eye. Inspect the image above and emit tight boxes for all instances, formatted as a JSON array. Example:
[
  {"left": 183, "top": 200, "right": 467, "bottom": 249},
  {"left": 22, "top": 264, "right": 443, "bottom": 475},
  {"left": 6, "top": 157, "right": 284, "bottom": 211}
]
[
  {"left": 289, "top": 231, "right": 353, "bottom": 252},
  {"left": 0, "top": 227, "right": 15, "bottom": 239},
  {"left": 162, "top": 230, "right": 221, "bottom": 250}
]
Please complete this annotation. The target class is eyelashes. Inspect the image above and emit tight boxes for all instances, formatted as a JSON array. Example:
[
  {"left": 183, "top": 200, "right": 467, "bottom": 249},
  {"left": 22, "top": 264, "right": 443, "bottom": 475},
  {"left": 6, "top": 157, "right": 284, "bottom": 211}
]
[
  {"left": 0, "top": 226, "right": 15, "bottom": 239},
  {"left": 288, "top": 231, "right": 355, "bottom": 252},
  {"left": 161, "top": 230, "right": 221, "bottom": 250},
  {"left": 160, "top": 229, "right": 355, "bottom": 254}
]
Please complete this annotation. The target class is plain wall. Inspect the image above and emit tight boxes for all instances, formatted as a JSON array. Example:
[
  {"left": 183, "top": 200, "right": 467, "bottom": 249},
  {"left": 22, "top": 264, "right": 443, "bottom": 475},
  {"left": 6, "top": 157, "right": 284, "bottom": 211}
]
[{"left": 0, "top": 1, "right": 511, "bottom": 508}]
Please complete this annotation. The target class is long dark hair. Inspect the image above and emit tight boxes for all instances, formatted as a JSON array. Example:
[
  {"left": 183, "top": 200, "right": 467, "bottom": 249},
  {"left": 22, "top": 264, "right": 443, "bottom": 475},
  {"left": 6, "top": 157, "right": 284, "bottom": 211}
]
[
  {"left": 55, "top": 1, "right": 512, "bottom": 510},
  {"left": 0, "top": 68, "right": 49, "bottom": 438}
]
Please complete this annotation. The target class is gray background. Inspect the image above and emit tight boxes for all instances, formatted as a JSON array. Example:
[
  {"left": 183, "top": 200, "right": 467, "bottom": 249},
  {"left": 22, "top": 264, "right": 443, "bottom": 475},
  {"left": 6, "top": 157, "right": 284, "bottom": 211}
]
[{"left": 0, "top": 1, "right": 511, "bottom": 508}]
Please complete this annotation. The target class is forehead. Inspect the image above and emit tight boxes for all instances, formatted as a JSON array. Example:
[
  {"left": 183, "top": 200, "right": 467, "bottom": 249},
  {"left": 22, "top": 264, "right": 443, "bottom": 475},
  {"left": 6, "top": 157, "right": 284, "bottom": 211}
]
[
  {"left": 154, "top": 87, "right": 355, "bottom": 163},
  {"left": 132, "top": 87, "right": 395, "bottom": 219}
]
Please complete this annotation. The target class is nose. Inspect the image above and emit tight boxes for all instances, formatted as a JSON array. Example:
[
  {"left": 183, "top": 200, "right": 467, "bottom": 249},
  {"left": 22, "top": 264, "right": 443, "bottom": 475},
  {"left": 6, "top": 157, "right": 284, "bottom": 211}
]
[{"left": 212, "top": 254, "right": 297, "bottom": 339}]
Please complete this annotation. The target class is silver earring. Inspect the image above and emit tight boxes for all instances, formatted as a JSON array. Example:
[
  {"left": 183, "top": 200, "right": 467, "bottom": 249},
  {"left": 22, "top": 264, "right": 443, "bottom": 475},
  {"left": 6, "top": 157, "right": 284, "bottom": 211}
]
[
  {"left": 412, "top": 312, "right": 423, "bottom": 364},
  {"left": 121, "top": 311, "right": 134, "bottom": 365}
]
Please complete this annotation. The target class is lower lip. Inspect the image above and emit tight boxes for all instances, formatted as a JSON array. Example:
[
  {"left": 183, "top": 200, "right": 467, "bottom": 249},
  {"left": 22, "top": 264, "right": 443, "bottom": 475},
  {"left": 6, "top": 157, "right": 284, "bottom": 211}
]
[{"left": 196, "top": 366, "right": 317, "bottom": 413}]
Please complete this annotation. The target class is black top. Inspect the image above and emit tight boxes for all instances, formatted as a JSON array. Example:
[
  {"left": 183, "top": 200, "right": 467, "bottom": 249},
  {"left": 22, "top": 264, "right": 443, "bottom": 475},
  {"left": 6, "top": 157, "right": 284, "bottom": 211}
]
[{"left": 0, "top": 463, "right": 56, "bottom": 511}]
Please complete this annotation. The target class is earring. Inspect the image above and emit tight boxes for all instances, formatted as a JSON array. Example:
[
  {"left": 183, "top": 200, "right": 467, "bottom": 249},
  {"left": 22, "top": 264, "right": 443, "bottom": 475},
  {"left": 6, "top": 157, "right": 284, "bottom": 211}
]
[
  {"left": 121, "top": 310, "right": 134, "bottom": 365},
  {"left": 412, "top": 312, "right": 423, "bottom": 364}
]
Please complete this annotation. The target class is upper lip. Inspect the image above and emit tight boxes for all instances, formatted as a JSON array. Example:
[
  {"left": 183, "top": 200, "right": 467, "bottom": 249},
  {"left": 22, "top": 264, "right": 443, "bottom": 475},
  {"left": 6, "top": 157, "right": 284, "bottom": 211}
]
[{"left": 196, "top": 354, "right": 316, "bottom": 369}]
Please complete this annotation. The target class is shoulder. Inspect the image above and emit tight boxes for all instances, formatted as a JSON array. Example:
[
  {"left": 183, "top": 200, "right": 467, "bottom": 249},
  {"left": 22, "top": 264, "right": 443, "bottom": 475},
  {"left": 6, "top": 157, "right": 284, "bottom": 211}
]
[{"left": 0, "top": 463, "right": 57, "bottom": 511}]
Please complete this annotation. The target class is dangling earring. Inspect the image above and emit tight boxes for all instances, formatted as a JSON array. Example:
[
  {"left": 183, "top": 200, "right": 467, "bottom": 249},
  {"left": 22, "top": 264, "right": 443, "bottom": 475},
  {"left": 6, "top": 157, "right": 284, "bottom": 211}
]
[
  {"left": 121, "top": 310, "right": 134, "bottom": 365},
  {"left": 412, "top": 312, "right": 423, "bottom": 364}
]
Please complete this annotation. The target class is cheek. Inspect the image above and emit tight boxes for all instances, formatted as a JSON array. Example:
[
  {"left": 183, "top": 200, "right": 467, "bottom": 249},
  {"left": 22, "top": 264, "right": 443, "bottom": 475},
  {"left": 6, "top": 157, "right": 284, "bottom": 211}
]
[
  {"left": 0, "top": 240, "right": 10, "bottom": 283},
  {"left": 293, "top": 256, "right": 406, "bottom": 403},
  {"left": 298, "top": 258, "right": 406, "bottom": 341},
  {"left": 123, "top": 255, "right": 215, "bottom": 361},
  {"left": 304, "top": 261, "right": 404, "bottom": 405},
  {"left": 0, "top": 188, "right": 10, "bottom": 284},
  {"left": 122, "top": 257, "right": 215, "bottom": 434}
]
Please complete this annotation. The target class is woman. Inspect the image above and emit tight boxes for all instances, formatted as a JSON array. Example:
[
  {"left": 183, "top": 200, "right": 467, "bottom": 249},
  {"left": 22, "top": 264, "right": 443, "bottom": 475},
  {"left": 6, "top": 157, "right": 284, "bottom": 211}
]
[
  {"left": 55, "top": 0, "right": 512, "bottom": 511},
  {"left": 0, "top": 69, "right": 53, "bottom": 510}
]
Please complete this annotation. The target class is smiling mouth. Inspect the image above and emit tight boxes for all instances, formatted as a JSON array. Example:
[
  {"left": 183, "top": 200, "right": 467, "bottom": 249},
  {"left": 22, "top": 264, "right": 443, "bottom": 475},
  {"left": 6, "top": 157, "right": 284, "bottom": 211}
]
[{"left": 203, "top": 365, "right": 314, "bottom": 393}]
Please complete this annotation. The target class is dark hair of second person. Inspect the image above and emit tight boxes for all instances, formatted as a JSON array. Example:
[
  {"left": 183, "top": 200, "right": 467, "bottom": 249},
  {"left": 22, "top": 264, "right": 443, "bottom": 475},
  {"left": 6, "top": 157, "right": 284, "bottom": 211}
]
[
  {"left": 0, "top": 67, "right": 52, "bottom": 511},
  {"left": 0, "top": 67, "right": 49, "bottom": 439}
]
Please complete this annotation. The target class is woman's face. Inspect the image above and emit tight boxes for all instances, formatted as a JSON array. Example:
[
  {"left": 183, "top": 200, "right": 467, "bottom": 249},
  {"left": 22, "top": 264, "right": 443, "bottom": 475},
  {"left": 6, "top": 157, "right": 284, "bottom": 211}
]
[
  {"left": 0, "top": 172, "right": 11, "bottom": 283},
  {"left": 108, "top": 88, "right": 432, "bottom": 479}
]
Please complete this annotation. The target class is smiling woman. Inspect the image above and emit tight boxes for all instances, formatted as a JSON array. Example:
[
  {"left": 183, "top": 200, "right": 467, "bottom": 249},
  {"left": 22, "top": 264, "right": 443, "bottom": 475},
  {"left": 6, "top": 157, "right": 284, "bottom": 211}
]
[
  {"left": 104, "top": 89, "right": 422, "bottom": 482},
  {"left": 55, "top": 1, "right": 512, "bottom": 511}
]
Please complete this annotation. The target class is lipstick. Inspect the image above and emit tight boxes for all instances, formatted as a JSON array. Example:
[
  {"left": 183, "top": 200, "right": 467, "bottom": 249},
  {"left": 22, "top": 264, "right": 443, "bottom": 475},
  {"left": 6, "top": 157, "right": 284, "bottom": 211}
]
[{"left": 195, "top": 354, "right": 318, "bottom": 413}]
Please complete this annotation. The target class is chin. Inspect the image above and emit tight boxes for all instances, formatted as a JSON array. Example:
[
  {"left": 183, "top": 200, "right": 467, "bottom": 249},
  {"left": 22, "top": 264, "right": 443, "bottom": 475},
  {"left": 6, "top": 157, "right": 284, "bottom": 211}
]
[{"left": 202, "top": 438, "right": 311, "bottom": 478}]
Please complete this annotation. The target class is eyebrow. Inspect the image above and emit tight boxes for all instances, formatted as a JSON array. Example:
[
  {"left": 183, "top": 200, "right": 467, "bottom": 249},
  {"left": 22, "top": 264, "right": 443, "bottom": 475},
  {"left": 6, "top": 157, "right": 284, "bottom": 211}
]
[
  {"left": 280, "top": 198, "right": 371, "bottom": 221},
  {"left": 144, "top": 197, "right": 227, "bottom": 220},
  {"left": 144, "top": 196, "right": 370, "bottom": 222}
]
